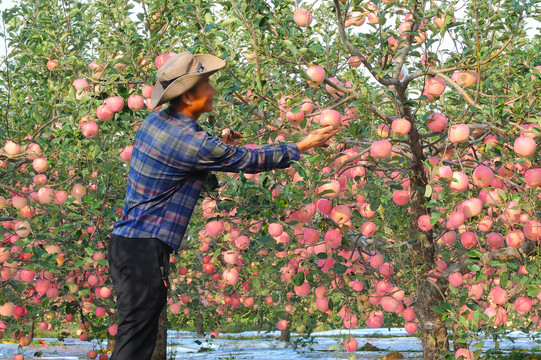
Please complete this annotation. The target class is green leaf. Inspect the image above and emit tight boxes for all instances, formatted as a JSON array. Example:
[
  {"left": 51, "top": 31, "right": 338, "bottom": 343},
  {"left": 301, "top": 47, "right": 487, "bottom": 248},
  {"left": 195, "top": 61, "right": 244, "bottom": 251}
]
[
  {"left": 466, "top": 250, "right": 482, "bottom": 259},
  {"left": 527, "top": 284, "right": 540, "bottom": 298},
  {"left": 424, "top": 185, "right": 432, "bottom": 198},
  {"left": 499, "top": 273, "right": 508, "bottom": 288},
  {"left": 293, "top": 272, "right": 305, "bottom": 286},
  {"left": 282, "top": 39, "right": 297, "bottom": 55}
]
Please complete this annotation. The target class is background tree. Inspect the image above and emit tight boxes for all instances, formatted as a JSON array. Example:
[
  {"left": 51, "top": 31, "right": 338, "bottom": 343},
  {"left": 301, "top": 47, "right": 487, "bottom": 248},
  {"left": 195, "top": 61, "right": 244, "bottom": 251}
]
[{"left": 0, "top": 1, "right": 540, "bottom": 359}]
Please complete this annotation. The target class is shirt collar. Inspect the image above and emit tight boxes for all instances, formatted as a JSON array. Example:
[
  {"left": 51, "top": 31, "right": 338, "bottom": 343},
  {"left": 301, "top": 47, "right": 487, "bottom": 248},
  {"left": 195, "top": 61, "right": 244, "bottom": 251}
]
[{"left": 163, "top": 106, "right": 204, "bottom": 132}]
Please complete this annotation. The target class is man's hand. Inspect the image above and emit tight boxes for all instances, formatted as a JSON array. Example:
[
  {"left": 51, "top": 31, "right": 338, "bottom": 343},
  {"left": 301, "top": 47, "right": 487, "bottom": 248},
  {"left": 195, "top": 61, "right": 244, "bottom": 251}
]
[
  {"left": 296, "top": 126, "right": 340, "bottom": 153},
  {"left": 221, "top": 128, "right": 243, "bottom": 145}
]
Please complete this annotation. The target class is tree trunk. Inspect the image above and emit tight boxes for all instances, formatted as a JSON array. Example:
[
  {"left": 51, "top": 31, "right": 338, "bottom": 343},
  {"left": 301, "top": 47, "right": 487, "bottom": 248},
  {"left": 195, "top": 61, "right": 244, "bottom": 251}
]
[
  {"left": 107, "top": 338, "right": 117, "bottom": 353},
  {"left": 280, "top": 313, "right": 291, "bottom": 342},
  {"left": 415, "top": 279, "right": 450, "bottom": 359},
  {"left": 397, "top": 83, "right": 450, "bottom": 359},
  {"left": 195, "top": 312, "right": 205, "bottom": 336},
  {"left": 106, "top": 314, "right": 116, "bottom": 352},
  {"left": 257, "top": 309, "right": 264, "bottom": 334},
  {"left": 151, "top": 310, "right": 168, "bottom": 360}
]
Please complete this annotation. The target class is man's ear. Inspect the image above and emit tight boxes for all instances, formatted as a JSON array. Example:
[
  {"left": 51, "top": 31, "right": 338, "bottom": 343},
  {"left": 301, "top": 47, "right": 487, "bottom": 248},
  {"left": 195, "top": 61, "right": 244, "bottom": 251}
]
[{"left": 180, "top": 92, "right": 192, "bottom": 105}]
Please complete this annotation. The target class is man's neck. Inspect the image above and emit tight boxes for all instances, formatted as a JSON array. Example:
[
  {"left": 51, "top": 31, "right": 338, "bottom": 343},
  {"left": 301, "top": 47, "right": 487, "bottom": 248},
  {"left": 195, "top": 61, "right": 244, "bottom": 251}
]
[{"left": 171, "top": 104, "right": 201, "bottom": 121}]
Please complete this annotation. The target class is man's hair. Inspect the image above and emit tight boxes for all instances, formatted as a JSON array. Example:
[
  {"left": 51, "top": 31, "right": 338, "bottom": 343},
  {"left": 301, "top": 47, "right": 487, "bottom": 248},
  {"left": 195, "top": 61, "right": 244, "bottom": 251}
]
[{"left": 169, "top": 84, "right": 197, "bottom": 107}]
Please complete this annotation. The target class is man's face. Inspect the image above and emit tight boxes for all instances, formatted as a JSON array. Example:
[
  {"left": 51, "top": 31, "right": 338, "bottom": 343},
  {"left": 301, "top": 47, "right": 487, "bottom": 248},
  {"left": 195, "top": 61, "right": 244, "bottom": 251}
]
[{"left": 187, "top": 77, "right": 216, "bottom": 114}]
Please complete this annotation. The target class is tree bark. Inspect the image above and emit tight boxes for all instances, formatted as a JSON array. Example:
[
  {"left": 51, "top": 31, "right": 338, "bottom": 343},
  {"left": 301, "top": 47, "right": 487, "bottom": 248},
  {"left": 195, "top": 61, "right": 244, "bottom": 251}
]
[
  {"left": 195, "top": 312, "right": 205, "bottom": 336},
  {"left": 397, "top": 83, "right": 450, "bottom": 359},
  {"left": 258, "top": 309, "right": 264, "bottom": 334},
  {"left": 415, "top": 279, "right": 450, "bottom": 359},
  {"left": 280, "top": 313, "right": 292, "bottom": 342},
  {"left": 151, "top": 309, "right": 167, "bottom": 360},
  {"left": 106, "top": 314, "right": 116, "bottom": 352}
]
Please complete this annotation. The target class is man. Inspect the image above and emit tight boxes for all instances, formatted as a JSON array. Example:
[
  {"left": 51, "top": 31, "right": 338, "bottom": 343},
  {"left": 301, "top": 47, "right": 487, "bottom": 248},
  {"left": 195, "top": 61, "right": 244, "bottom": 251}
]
[{"left": 107, "top": 51, "right": 338, "bottom": 360}]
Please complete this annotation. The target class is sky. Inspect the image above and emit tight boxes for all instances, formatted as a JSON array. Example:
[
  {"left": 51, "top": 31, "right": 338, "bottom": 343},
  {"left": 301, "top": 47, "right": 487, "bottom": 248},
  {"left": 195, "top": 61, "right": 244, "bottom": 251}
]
[
  {"left": 0, "top": 0, "right": 538, "bottom": 68},
  {"left": 0, "top": 0, "right": 15, "bottom": 59}
]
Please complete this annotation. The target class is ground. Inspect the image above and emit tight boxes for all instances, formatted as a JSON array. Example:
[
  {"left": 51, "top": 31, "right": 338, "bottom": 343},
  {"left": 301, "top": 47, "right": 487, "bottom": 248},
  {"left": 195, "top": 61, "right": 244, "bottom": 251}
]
[{"left": 0, "top": 328, "right": 539, "bottom": 359}]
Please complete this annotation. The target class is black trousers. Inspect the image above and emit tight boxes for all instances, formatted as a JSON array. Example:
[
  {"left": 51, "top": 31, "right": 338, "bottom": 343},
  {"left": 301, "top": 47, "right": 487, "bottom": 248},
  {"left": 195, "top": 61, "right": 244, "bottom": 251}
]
[{"left": 107, "top": 234, "right": 172, "bottom": 360}]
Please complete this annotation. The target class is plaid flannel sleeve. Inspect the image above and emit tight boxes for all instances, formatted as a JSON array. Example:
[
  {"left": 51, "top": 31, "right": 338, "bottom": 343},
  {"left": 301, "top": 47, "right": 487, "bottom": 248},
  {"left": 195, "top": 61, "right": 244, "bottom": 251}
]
[{"left": 193, "top": 132, "right": 300, "bottom": 174}]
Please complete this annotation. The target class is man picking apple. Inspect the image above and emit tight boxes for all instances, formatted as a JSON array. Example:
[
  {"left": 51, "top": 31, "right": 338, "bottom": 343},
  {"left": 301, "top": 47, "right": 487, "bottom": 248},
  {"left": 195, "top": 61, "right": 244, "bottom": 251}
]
[{"left": 107, "top": 51, "right": 338, "bottom": 360}]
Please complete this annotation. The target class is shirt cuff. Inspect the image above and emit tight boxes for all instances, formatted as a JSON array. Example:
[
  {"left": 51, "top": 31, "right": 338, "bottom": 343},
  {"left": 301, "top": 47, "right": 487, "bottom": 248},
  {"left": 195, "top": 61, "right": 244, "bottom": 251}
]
[{"left": 286, "top": 143, "right": 301, "bottom": 164}]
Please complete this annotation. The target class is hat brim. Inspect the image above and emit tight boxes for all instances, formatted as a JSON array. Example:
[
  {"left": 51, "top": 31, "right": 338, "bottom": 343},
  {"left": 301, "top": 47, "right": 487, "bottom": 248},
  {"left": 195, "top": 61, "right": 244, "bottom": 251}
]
[{"left": 151, "top": 54, "right": 225, "bottom": 109}]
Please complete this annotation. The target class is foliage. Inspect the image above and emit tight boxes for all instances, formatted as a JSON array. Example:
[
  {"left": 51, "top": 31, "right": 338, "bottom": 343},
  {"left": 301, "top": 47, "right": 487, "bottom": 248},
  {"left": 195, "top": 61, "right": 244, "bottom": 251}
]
[{"left": 0, "top": 0, "right": 540, "bottom": 359}]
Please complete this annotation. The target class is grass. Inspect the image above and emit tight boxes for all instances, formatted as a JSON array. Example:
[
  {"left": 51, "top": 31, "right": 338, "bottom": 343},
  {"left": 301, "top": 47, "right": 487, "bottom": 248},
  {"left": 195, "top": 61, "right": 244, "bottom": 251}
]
[{"left": 481, "top": 348, "right": 541, "bottom": 360}]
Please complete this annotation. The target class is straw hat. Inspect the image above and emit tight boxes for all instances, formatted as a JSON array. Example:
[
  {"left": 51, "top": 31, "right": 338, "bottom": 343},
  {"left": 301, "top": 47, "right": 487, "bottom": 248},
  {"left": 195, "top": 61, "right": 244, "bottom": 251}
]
[{"left": 150, "top": 51, "right": 226, "bottom": 108}]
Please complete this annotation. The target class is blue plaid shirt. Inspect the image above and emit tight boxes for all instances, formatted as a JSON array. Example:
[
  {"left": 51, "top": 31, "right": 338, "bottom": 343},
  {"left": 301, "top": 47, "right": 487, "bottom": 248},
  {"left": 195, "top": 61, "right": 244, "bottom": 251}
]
[{"left": 112, "top": 106, "right": 300, "bottom": 252}]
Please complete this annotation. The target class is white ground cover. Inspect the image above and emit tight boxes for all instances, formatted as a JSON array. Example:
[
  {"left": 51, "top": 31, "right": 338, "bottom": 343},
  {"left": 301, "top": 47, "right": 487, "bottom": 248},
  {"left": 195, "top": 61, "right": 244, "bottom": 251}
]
[{"left": 0, "top": 328, "right": 539, "bottom": 359}]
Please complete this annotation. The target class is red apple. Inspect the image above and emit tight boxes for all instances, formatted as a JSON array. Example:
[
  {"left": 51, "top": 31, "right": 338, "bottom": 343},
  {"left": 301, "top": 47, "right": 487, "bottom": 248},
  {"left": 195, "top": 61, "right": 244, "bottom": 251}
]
[
  {"left": 320, "top": 110, "right": 341, "bottom": 128},
  {"left": 155, "top": 54, "right": 171, "bottom": 69},
  {"left": 32, "top": 157, "right": 48, "bottom": 173},
  {"left": 515, "top": 297, "right": 532, "bottom": 314},
  {"left": 127, "top": 95, "right": 145, "bottom": 111},
  {"left": 105, "top": 96, "right": 124, "bottom": 112},
  {"left": 346, "top": 11, "right": 365, "bottom": 27},
  {"left": 277, "top": 320, "right": 288, "bottom": 330},
  {"left": 306, "top": 66, "right": 325, "bottom": 86},
  {"left": 81, "top": 121, "right": 99, "bottom": 139},
  {"left": 46, "top": 59, "right": 59, "bottom": 71},
  {"left": 460, "top": 232, "right": 477, "bottom": 249},
  {"left": 293, "top": 8, "right": 312, "bottom": 27},
  {"left": 448, "top": 124, "right": 470, "bottom": 143},
  {"left": 392, "top": 190, "right": 409, "bottom": 205},
  {"left": 367, "top": 12, "right": 379, "bottom": 24},
  {"left": 427, "top": 113, "right": 447, "bottom": 132},
  {"left": 424, "top": 77, "right": 446, "bottom": 97},
  {"left": 142, "top": 85, "right": 153, "bottom": 98},
  {"left": 330, "top": 205, "right": 351, "bottom": 225},
  {"left": 120, "top": 145, "right": 133, "bottom": 162},
  {"left": 514, "top": 136, "right": 536, "bottom": 157},
  {"left": 418, "top": 215, "right": 433, "bottom": 231},
  {"left": 455, "top": 349, "right": 474, "bottom": 360},
  {"left": 4, "top": 141, "right": 21, "bottom": 156},
  {"left": 461, "top": 198, "right": 483, "bottom": 218},
  {"left": 391, "top": 118, "right": 411, "bottom": 135},
  {"left": 370, "top": 140, "right": 392, "bottom": 159},
  {"left": 448, "top": 272, "right": 463, "bottom": 287},
  {"left": 325, "top": 77, "right": 344, "bottom": 98},
  {"left": 268, "top": 223, "right": 283, "bottom": 237},
  {"left": 404, "top": 322, "right": 418, "bottom": 334},
  {"left": 472, "top": 165, "right": 494, "bottom": 187},
  {"left": 222, "top": 268, "right": 239, "bottom": 285},
  {"left": 524, "top": 220, "right": 541, "bottom": 241},
  {"left": 96, "top": 105, "right": 114, "bottom": 120},
  {"left": 324, "top": 229, "right": 343, "bottom": 248},
  {"left": 317, "top": 180, "right": 340, "bottom": 199},
  {"left": 286, "top": 108, "right": 304, "bottom": 123},
  {"left": 490, "top": 286, "right": 508, "bottom": 305},
  {"left": 72, "top": 78, "right": 89, "bottom": 90},
  {"left": 506, "top": 229, "right": 525, "bottom": 248},
  {"left": 449, "top": 171, "right": 469, "bottom": 192},
  {"left": 301, "top": 98, "right": 314, "bottom": 113},
  {"left": 348, "top": 56, "right": 361, "bottom": 68},
  {"left": 294, "top": 281, "right": 310, "bottom": 296},
  {"left": 525, "top": 169, "right": 541, "bottom": 187},
  {"left": 377, "top": 124, "right": 390, "bottom": 138},
  {"left": 455, "top": 71, "right": 478, "bottom": 88}
]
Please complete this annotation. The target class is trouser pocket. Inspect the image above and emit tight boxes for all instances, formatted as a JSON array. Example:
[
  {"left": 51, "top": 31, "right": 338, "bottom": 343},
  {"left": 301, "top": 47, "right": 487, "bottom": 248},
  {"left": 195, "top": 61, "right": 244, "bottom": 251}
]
[{"left": 157, "top": 241, "right": 171, "bottom": 288}]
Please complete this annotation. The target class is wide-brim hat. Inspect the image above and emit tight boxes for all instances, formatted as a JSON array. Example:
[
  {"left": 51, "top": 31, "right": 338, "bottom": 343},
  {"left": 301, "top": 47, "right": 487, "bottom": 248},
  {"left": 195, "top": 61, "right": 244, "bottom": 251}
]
[{"left": 151, "top": 51, "right": 226, "bottom": 109}]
